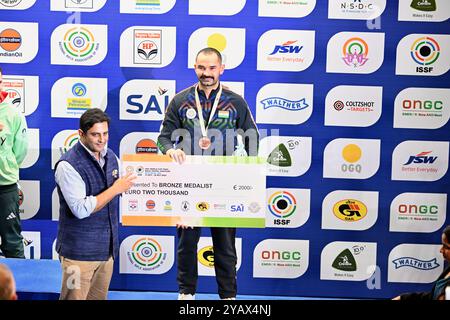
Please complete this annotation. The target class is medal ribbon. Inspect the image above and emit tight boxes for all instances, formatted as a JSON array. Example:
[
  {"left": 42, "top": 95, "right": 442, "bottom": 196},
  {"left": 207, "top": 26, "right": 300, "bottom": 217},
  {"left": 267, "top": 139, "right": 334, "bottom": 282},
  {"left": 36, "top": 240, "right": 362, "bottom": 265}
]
[{"left": 194, "top": 84, "right": 223, "bottom": 138}]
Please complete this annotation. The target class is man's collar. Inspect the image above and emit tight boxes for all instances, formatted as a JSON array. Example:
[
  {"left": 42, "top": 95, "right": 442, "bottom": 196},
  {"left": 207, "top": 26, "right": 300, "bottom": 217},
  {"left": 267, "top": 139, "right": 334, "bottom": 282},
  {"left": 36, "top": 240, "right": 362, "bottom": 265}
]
[
  {"left": 79, "top": 140, "right": 107, "bottom": 159},
  {"left": 196, "top": 83, "right": 221, "bottom": 99}
]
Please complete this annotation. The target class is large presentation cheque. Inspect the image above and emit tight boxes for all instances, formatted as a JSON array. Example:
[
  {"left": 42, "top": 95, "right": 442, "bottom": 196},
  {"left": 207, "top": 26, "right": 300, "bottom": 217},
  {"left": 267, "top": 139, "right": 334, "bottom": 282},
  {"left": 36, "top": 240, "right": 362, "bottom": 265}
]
[{"left": 121, "top": 154, "right": 266, "bottom": 228}]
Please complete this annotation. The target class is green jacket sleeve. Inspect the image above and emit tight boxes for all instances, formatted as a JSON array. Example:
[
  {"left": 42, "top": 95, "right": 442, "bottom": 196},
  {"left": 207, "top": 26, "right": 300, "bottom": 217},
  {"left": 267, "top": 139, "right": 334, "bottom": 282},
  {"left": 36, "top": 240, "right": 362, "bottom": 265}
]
[{"left": 12, "top": 112, "right": 28, "bottom": 166}]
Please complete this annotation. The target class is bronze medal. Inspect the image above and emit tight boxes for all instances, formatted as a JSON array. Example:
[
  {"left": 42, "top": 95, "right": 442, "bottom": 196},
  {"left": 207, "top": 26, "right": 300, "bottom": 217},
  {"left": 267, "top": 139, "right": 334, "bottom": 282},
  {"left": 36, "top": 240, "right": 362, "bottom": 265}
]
[{"left": 199, "top": 136, "right": 211, "bottom": 150}]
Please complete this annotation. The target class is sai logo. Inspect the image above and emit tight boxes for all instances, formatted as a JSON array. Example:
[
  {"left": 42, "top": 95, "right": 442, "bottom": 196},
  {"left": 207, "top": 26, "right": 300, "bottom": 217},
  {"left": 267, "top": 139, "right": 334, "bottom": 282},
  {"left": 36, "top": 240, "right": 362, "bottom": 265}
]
[
  {"left": 120, "top": 79, "right": 175, "bottom": 121},
  {"left": 267, "top": 191, "right": 297, "bottom": 226},
  {"left": 333, "top": 199, "right": 367, "bottom": 222}
]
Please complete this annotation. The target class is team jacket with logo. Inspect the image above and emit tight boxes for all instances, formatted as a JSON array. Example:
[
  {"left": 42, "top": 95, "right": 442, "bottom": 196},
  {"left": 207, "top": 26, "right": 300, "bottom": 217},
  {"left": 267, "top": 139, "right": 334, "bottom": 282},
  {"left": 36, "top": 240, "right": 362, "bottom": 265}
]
[{"left": 157, "top": 84, "right": 259, "bottom": 156}]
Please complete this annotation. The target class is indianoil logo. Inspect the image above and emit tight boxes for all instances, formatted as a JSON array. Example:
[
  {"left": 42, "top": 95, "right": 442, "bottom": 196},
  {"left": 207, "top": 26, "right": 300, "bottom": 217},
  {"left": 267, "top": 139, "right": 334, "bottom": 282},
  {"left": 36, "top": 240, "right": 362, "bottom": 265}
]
[
  {"left": 198, "top": 245, "right": 214, "bottom": 268},
  {"left": 333, "top": 199, "right": 367, "bottom": 222},
  {"left": 0, "top": 28, "right": 22, "bottom": 52}
]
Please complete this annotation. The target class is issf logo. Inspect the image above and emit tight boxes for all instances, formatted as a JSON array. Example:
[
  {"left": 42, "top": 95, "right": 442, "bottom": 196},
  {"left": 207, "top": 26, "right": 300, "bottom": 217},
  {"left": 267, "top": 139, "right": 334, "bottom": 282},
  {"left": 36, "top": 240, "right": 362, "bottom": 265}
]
[
  {"left": 268, "top": 191, "right": 297, "bottom": 226},
  {"left": 411, "top": 36, "right": 440, "bottom": 73}
]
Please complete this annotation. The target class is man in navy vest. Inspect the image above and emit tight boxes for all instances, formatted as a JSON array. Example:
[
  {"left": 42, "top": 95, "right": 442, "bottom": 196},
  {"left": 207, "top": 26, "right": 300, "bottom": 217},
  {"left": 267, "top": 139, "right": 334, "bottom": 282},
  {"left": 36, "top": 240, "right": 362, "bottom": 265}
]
[{"left": 55, "top": 108, "right": 136, "bottom": 300}]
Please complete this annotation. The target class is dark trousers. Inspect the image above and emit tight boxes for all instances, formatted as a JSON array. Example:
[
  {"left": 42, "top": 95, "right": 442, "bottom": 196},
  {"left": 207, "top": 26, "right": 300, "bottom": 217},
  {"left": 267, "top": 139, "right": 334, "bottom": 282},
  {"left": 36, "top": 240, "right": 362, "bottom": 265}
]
[
  {"left": 177, "top": 227, "right": 237, "bottom": 299},
  {"left": 0, "top": 184, "right": 25, "bottom": 258}
]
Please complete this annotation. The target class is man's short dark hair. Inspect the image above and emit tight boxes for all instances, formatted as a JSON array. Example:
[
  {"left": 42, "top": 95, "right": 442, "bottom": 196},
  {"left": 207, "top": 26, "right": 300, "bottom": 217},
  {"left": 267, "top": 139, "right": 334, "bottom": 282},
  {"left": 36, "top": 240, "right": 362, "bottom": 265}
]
[
  {"left": 196, "top": 47, "right": 222, "bottom": 63},
  {"left": 79, "top": 108, "right": 110, "bottom": 133},
  {"left": 443, "top": 225, "right": 450, "bottom": 240}
]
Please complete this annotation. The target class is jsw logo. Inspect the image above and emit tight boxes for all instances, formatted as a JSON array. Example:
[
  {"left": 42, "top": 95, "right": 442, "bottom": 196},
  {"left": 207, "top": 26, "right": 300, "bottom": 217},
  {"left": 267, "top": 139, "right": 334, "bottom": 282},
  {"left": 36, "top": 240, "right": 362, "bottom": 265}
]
[
  {"left": 403, "top": 151, "right": 438, "bottom": 165},
  {"left": 269, "top": 40, "right": 303, "bottom": 55}
]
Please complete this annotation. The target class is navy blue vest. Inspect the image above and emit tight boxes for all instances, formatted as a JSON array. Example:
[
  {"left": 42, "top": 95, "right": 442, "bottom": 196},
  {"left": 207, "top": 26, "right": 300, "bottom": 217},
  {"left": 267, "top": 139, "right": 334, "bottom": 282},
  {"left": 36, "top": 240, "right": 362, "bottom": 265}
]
[{"left": 55, "top": 142, "right": 119, "bottom": 261}]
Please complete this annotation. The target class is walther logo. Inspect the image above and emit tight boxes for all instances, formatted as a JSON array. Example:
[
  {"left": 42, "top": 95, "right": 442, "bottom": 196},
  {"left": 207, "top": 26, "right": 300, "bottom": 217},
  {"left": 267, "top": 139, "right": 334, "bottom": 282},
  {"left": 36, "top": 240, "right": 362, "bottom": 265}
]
[
  {"left": 332, "top": 249, "right": 357, "bottom": 271},
  {"left": 260, "top": 97, "right": 309, "bottom": 111},
  {"left": 333, "top": 199, "right": 367, "bottom": 222},
  {"left": 392, "top": 257, "right": 439, "bottom": 270}
]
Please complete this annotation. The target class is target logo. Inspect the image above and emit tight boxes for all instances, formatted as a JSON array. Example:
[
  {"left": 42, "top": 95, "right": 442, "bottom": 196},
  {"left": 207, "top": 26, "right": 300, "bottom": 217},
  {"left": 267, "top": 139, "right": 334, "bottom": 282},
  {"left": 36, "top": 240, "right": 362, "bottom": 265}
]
[
  {"left": 268, "top": 191, "right": 297, "bottom": 226},
  {"left": 333, "top": 100, "right": 345, "bottom": 111},
  {"left": 59, "top": 26, "right": 99, "bottom": 62},
  {"left": 411, "top": 36, "right": 440, "bottom": 73},
  {"left": 129, "top": 237, "right": 166, "bottom": 268}
]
